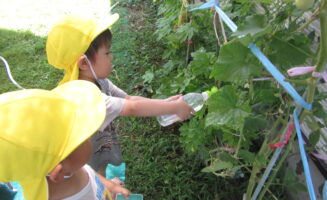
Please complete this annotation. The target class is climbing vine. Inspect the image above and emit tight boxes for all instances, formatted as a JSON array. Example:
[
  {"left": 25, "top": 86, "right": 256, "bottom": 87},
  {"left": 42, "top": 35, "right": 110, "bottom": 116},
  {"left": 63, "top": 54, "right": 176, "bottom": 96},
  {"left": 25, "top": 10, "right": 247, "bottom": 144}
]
[{"left": 149, "top": 0, "right": 327, "bottom": 199}]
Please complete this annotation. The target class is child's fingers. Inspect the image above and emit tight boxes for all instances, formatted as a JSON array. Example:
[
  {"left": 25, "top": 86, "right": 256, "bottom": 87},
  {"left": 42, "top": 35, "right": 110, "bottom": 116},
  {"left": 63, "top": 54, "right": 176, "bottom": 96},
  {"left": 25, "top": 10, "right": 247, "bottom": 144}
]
[{"left": 111, "top": 177, "right": 124, "bottom": 185}]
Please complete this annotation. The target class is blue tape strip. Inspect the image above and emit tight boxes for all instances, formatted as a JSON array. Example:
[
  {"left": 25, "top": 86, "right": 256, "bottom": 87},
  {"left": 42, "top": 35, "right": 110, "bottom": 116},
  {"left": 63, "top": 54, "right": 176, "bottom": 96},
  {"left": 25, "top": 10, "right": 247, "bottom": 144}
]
[
  {"left": 249, "top": 43, "right": 312, "bottom": 110},
  {"left": 294, "top": 109, "right": 316, "bottom": 200},
  {"left": 323, "top": 181, "right": 327, "bottom": 200},
  {"left": 251, "top": 147, "right": 283, "bottom": 200},
  {"left": 214, "top": 6, "right": 238, "bottom": 32},
  {"left": 188, "top": 0, "right": 214, "bottom": 12}
]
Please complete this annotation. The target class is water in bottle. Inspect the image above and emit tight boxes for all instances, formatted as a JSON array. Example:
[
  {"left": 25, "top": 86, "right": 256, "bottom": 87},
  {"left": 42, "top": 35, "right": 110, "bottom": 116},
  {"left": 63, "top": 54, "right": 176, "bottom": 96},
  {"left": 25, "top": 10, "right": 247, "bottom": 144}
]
[{"left": 157, "top": 92, "right": 208, "bottom": 127}]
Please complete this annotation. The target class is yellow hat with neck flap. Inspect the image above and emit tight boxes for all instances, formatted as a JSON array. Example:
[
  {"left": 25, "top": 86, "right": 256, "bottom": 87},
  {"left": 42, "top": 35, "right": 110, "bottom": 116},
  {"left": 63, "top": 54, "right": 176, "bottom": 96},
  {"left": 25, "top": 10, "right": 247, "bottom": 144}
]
[
  {"left": 46, "top": 14, "right": 119, "bottom": 85},
  {"left": 0, "top": 80, "right": 106, "bottom": 200}
]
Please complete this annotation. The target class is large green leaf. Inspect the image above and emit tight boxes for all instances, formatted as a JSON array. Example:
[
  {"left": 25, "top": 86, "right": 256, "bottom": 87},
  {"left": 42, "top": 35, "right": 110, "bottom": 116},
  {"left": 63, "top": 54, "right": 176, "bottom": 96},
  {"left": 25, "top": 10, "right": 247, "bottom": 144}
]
[
  {"left": 189, "top": 49, "right": 216, "bottom": 77},
  {"left": 201, "top": 160, "right": 233, "bottom": 173},
  {"left": 268, "top": 32, "right": 312, "bottom": 69},
  {"left": 232, "top": 14, "right": 271, "bottom": 39},
  {"left": 179, "top": 118, "right": 210, "bottom": 153},
  {"left": 210, "top": 40, "right": 262, "bottom": 82},
  {"left": 205, "top": 85, "right": 251, "bottom": 129}
]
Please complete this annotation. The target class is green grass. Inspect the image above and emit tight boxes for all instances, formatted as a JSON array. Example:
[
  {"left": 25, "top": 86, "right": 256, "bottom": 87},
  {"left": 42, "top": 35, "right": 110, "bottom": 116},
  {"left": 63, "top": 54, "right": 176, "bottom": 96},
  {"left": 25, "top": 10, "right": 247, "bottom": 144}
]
[{"left": 0, "top": 29, "right": 62, "bottom": 93}]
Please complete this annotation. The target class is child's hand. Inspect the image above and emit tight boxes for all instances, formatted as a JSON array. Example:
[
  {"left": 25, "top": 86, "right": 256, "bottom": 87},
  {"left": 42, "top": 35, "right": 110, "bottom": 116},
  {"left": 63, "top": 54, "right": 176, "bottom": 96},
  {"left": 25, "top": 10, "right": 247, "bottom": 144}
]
[
  {"left": 164, "top": 94, "right": 182, "bottom": 102},
  {"left": 110, "top": 177, "right": 124, "bottom": 186},
  {"left": 106, "top": 180, "right": 130, "bottom": 200},
  {"left": 175, "top": 96, "right": 194, "bottom": 121}
]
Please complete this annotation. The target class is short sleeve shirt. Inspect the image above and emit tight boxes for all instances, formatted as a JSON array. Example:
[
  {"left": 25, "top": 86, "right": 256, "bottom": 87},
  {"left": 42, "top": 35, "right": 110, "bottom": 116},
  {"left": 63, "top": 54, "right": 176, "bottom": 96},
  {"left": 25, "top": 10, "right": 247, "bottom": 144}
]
[
  {"left": 96, "top": 79, "right": 127, "bottom": 132},
  {"left": 62, "top": 165, "right": 112, "bottom": 200}
]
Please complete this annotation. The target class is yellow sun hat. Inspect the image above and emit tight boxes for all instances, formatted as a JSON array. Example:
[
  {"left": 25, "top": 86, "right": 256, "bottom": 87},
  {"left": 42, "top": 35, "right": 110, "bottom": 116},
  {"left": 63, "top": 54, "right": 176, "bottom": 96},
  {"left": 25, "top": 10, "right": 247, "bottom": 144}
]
[
  {"left": 46, "top": 13, "right": 119, "bottom": 85},
  {"left": 0, "top": 80, "right": 106, "bottom": 200}
]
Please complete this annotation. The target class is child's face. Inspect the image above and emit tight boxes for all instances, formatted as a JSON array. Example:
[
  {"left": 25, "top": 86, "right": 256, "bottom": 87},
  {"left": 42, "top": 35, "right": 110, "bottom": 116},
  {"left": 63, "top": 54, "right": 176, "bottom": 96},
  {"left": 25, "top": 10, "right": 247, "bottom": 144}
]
[{"left": 92, "top": 42, "right": 113, "bottom": 79}]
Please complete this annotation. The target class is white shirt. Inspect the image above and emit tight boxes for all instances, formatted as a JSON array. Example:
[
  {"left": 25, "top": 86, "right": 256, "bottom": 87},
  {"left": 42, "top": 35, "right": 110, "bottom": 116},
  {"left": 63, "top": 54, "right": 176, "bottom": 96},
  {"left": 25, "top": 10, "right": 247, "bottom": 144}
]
[{"left": 63, "top": 165, "right": 112, "bottom": 200}]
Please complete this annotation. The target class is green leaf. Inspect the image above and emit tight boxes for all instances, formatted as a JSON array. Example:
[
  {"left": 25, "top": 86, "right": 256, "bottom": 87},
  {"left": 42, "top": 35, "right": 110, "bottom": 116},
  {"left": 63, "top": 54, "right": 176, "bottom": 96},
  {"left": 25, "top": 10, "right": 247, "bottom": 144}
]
[
  {"left": 268, "top": 33, "right": 312, "bottom": 69},
  {"left": 222, "top": 131, "right": 238, "bottom": 146},
  {"left": 189, "top": 49, "right": 216, "bottom": 77},
  {"left": 210, "top": 40, "right": 262, "bottom": 82},
  {"left": 206, "top": 110, "right": 250, "bottom": 129},
  {"left": 243, "top": 117, "right": 267, "bottom": 140},
  {"left": 283, "top": 169, "right": 307, "bottom": 192},
  {"left": 201, "top": 160, "right": 233, "bottom": 173},
  {"left": 313, "top": 102, "right": 327, "bottom": 119},
  {"left": 308, "top": 130, "right": 321, "bottom": 147},
  {"left": 142, "top": 70, "right": 154, "bottom": 83},
  {"left": 179, "top": 118, "right": 211, "bottom": 153},
  {"left": 239, "top": 149, "right": 256, "bottom": 163},
  {"left": 232, "top": 14, "right": 271, "bottom": 38},
  {"left": 175, "top": 22, "right": 198, "bottom": 42},
  {"left": 205, "top": 85, "right": 251, "bottom": 129},
  {"left": 219, "top": 152, "right": 238, "bottom": 165}
]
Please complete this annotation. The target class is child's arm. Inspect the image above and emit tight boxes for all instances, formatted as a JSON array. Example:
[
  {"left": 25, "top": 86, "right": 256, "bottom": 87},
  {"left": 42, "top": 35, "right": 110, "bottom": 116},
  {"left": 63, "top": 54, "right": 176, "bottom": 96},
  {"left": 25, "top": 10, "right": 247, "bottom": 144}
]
[
  {"left": 98, "top": 173, "right": 130, "bottom": 199},
  {"left": 125, "top": 94, "right": 182, "bottom": 102},
  {"left": 120, "top": 95, "right": 194, "bottom": 120}
]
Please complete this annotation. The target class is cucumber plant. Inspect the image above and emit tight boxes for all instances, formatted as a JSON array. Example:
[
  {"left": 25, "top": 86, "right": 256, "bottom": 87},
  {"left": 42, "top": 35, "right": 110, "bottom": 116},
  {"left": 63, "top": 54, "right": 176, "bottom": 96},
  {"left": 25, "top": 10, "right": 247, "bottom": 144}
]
[{"left": 150, "top": 0, "right": 326, "bottom": 199}]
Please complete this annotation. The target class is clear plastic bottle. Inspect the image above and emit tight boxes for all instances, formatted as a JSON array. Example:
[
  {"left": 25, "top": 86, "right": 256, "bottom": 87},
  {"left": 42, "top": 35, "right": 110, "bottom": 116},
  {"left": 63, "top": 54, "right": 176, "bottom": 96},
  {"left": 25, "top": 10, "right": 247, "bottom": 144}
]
[{"left": 157, "top": 92, "right": 209, "bottom": 127}]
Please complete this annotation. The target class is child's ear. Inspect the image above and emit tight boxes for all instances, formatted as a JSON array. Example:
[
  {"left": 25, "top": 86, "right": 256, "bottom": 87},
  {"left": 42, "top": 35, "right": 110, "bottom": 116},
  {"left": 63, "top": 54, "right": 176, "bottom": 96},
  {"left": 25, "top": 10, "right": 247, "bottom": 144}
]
[
  {"left": 77, "top": 55, "right": 89, "bottom": 71},
  {"left": 48, "top": 164, "right": 65, "bottom": 183}
]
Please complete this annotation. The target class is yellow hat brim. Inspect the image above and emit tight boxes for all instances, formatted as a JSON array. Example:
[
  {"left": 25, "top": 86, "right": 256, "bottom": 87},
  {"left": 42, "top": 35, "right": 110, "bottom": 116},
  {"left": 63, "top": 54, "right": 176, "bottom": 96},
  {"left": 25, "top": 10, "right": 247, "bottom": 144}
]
[
  {"left": 0, "top": 80, "right": 106, "bottom": 200},
  {"left": 51, "top": 80, "right": 106, "bottom": 160}
]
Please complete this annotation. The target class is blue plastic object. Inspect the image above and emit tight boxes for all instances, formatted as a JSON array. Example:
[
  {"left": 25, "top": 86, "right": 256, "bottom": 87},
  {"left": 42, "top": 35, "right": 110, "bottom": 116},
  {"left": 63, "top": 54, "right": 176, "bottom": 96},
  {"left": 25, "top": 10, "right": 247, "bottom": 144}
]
[
  {"left": 115, "top": 193, "right": 143, "bottom": 200},
  {"left": 323, "top": 181, "right": 327, "bottom": 200},
  {"left": 294, "top": 109, "right": 316, "bottom": 200},
  {"left": 106, "top": 162, "right": 126, "bottom": 182},
  {"left": 11, "top": 182, "right": 25, "bottom": 200},
  {"left": 0, "top": 183, "right": 17, "bottom": 200}
]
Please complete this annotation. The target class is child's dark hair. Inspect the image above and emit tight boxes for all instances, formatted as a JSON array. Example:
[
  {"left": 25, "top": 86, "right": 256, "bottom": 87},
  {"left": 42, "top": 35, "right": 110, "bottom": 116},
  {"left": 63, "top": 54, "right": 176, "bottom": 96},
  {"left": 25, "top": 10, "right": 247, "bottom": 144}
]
[{"left": 85, "top": 29, "right": 112, "bottom": 61}]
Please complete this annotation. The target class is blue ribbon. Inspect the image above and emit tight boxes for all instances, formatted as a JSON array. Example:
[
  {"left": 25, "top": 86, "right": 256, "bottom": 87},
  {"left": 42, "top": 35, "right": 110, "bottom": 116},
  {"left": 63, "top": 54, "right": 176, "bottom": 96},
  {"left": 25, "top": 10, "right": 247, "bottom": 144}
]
[
  {"left": 294, "top": 109, "right": 316, "bottom": 200},
  {"left": 214, "top": 6, "right": 237, "bottom": 32},
  {"left": 323, "top": 181, "right": 327, "bottom": 200},
  {"left": 249, "top": 44, "right": 312, "bottom": 110},
  {"left": 189, "top": 0, "right": 214, "bottom": 12}
]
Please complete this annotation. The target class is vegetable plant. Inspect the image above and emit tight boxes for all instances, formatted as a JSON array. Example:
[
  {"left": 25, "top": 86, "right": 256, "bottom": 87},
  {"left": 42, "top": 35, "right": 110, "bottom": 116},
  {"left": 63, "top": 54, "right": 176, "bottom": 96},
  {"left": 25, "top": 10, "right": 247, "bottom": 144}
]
[{"left": 150, "top": 0, "right": 327, "bottom": 199}]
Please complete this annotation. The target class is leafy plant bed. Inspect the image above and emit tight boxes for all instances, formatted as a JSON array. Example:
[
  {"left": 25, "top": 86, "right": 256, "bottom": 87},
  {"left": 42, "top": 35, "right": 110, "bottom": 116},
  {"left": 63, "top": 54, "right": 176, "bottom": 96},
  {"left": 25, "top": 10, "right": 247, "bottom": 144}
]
[{"left": 117, "top": 0, "right": 327, "bottom": 199}]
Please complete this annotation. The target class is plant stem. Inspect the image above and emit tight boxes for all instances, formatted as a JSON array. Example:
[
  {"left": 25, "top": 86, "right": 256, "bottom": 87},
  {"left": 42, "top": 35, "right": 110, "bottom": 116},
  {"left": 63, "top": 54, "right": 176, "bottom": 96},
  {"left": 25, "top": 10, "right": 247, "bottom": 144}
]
[
  {"left": 245, "top": 137, "right": 272, "bottom": 200},
  {"left": 284, "top": 78, "right": 310, "bottom": 85},
  {"left": 316, "top": 0, "right": 327, "bottom": 73},
  {"left": 295, "top": 8, "right": 319, "bottom": 32},
  {"left": 235, "top": 125, "right": 244, "bottom": 157},
  {"left": 306, "top": 0, "right": 327, "bottom": 106},
  {"left": 257, "top": 126, "right": 296, "bottom": 200}
]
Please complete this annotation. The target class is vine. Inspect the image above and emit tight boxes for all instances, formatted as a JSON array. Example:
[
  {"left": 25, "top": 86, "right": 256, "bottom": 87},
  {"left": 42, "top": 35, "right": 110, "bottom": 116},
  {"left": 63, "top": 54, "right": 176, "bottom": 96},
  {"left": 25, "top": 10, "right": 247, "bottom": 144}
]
[{"left": 150, "top": 0, "right": 326, "bottom": 199}]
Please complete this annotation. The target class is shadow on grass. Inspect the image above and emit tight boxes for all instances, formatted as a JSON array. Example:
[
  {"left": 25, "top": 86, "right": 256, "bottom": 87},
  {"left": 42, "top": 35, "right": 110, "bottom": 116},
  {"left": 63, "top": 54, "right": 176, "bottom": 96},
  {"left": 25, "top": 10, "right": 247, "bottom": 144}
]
[{"left": 0, "top": 28, "right": 62, "bottom": 94}]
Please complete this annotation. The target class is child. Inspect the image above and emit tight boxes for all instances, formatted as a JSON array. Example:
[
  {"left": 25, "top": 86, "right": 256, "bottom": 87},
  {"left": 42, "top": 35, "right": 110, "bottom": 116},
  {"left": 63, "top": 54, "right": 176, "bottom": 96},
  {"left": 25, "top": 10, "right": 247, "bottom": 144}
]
[
  {"left": 46, "top": 14, "right": 194, "bottom": 175},
  {"left": 0, "top": 80, "right": 130, "bottom": 200}
]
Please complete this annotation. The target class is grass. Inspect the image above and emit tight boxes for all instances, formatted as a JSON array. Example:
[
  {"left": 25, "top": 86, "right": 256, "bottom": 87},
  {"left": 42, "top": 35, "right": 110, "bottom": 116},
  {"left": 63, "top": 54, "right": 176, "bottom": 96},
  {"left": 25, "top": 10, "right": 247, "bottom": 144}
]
[{"left": 0, "top": 29, "right": 62, "bottom": 93}]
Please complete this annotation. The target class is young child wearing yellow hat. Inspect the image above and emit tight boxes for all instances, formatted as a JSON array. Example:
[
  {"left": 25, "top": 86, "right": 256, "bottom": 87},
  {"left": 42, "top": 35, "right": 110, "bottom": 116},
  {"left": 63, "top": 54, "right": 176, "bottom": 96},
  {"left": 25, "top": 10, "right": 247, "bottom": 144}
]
[
  {"left": 46, "top": 14, "right": 194, "bottom": 177},
  {"left": 0, "top": 80, "right": 130, "bottom": 200}
]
